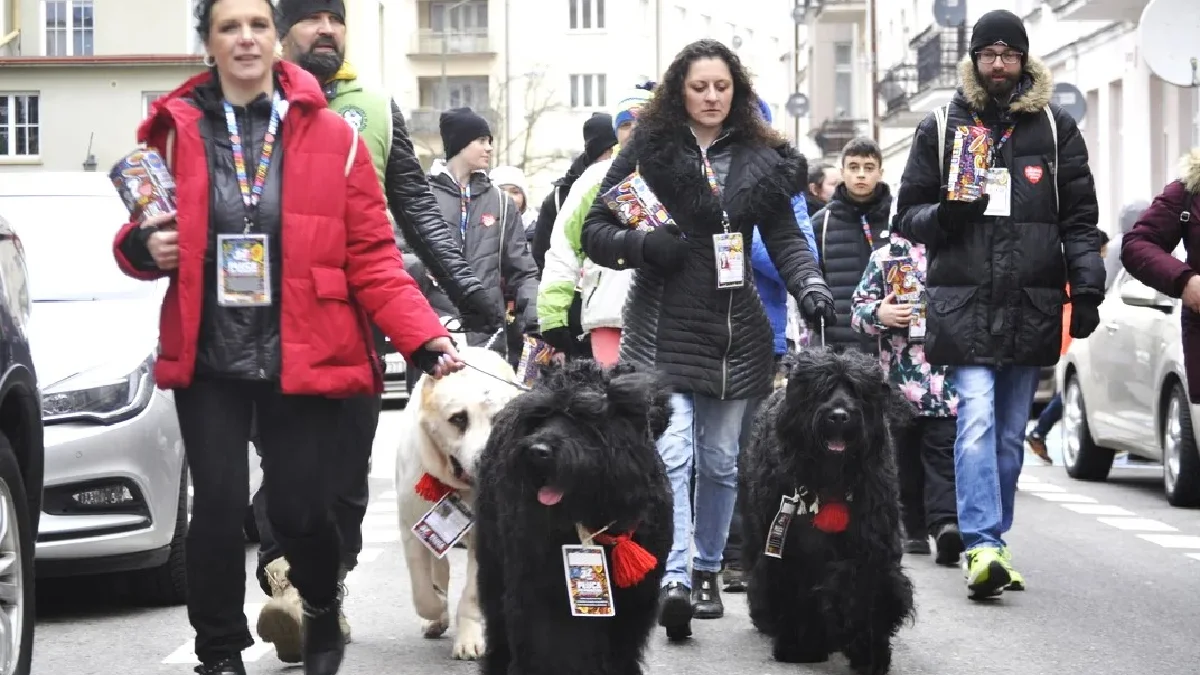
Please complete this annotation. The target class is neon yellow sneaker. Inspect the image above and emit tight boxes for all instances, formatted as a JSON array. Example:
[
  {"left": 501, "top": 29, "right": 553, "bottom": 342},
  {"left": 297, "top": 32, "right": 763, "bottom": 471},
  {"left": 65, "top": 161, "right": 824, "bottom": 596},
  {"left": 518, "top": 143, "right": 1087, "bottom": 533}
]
[
  {"left": 1000, "top": 547, "right": 1025, "bottom": 591},
  {"left": 963, "top": 547, "right": 1010, "bottom": 600}
]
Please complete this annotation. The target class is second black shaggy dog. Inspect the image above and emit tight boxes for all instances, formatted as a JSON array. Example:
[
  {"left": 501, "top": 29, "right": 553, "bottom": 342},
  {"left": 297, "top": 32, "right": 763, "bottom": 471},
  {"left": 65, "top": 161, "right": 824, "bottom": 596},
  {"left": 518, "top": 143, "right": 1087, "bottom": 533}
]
[
  {"left": 741, "top": 348, "right": 915, "bottom": 675},
  {"left": 474, "top": 359, "right": 673, "bottom": 675}
]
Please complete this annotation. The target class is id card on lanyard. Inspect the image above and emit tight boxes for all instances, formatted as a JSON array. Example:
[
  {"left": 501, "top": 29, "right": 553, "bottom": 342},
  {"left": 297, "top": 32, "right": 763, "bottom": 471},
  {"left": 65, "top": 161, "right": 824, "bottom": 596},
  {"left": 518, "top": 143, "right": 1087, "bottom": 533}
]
[
  {"left": 700, "top": 150, "right": 744, "bottom": 290},
  {"left": 971, "top": 111, "right": 1015, "bottom": 218},
  {"left": 216, "top": 92, "right": 284, "bottom": 308}
]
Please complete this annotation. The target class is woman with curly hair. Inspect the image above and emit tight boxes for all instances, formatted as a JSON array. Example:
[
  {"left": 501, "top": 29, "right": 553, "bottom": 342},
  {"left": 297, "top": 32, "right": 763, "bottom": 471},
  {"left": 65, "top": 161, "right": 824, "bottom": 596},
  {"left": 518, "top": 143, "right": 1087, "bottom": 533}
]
[
  {"left": 112, "top": 0, "right": 461, "bottom": 673},
  {"left": 581, "top": 38, "right": 836, "bottom": 641}
]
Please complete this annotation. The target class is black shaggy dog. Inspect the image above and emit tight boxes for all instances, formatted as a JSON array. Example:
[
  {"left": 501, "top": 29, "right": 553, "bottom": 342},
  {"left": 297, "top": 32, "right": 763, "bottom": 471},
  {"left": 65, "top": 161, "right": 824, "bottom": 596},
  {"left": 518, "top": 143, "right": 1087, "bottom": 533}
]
[
  {"left": 474, "top": 359, "right": 674, "bottom": 675},
  {"left": 740, "top": 348, "right": 916, "bottom": 675}
]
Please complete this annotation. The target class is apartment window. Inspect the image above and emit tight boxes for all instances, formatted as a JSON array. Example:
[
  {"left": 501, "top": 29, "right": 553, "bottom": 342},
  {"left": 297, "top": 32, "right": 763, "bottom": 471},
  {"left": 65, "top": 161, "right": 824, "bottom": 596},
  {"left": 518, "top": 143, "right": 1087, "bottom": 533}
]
[
  {"left": 0, "top": 94, "right": 40, "bottom": 158},
  {"left": 430, "top": 0, "right": 487, "bottom": 32},
  {"left": 44, "top": 0, "right": 93, "bottom": 56},
  {"left": 834, "top": 42, "right": 854, "bottom": 117},
  {"left": 569, "top": 74, "right": 607, "bottom": 108},
  {"left": 142, "top": 91, "right": 169, "bottom": 119},
  {"left": 569, "top": 0, "right": 605, "bottom": 30},
  {"left": 418, "top": 76, "right": 489, "bottom": 109}
]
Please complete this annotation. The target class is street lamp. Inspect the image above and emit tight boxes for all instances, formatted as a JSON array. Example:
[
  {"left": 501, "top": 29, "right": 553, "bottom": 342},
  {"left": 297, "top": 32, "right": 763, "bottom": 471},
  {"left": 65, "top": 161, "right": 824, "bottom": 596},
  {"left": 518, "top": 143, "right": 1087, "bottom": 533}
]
[{"left": 440, "top": 0, "right": 472, "bottom": 111}]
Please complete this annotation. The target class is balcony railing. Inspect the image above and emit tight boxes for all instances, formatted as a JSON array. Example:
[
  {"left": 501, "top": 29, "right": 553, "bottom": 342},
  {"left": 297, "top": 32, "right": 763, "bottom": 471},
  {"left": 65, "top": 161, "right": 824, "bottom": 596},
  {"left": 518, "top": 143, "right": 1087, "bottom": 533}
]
[
  {"left": 408, "top": 107, "right": 499, "bottom": 135},
  {"left": 911, "top": 24, "right": 967, "bottom": 95},
  {"left": 812, "top": 117, "right": 869, "bottom": 157},
  {"left": 409, "top": 29, "right": 493, "bottom": 56},
  {"left": 876, "top": 63, "right": 918, "bottom": 119}
]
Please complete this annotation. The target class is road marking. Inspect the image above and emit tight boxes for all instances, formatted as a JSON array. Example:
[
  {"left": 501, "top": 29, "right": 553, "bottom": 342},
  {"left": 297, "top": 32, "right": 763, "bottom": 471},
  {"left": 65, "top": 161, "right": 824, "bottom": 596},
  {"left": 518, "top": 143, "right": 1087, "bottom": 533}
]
[
  {"left": 368, "top": 501, "right": 398, "bottom": 513},
  {"left": 357, "top": 548, "right": 384, "bottom": 564},
  {"left": 1186, "top": 553, "right": 1200, "bottom": 562},
  {"left": 363, "top": 530, "right": 400, "bottom": 544},
  {"left": 1096, "top": 517, "right": 1178, "bottom": 532},
  {"left": 1136, "top": 534, "right": 1200, "bottom": 549},
  {"left": 362, "top": 513, "right": 398, "bottom": 529},
  {"left": 162, "top": 604, "right": 269, "bottom": 664},
  {"left": 1061, "top": 503, "right": 1136, "bottom": 516},
  {"left": 1017, "top": 475, "right": 1042, "bottom": 484},
  {"left": 1014, "top": 482, "right": 1066, "bottom": 493},
  {"left": 378, "top": 490, "right": 398, "bottom": 501},
  {"left": 1032, "top": 492, "right": 1098, "bottom": 503}
]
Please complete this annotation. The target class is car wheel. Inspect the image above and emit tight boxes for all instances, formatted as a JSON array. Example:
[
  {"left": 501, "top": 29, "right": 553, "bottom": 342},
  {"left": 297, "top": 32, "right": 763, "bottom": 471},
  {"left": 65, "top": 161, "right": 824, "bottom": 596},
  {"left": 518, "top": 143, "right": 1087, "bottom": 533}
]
[
  {"left": 1062, "top": 374, "right": 1115, "bottom": 481},
  {"left": 132, "top": 464, "right": 188, "bottom": 606},
  {"left": 1162, "top": 383, "right": 1200, "bottom": 507},
  {"left": 0, "top": 432, "right": 34, "bottom": 675}
]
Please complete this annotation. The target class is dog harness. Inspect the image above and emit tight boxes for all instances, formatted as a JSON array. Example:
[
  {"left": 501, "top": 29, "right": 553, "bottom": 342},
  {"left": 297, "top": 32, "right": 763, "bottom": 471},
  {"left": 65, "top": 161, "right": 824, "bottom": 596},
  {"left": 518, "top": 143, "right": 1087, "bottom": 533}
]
[
  {"left": 415, "top": 473, "right": 456, "bottom": 502},
  {"left": 794, "top": 486, "right": 853, "bottom": 534},
  {"left": 576, "top": 522, "right": 658, "bottom": 589}
]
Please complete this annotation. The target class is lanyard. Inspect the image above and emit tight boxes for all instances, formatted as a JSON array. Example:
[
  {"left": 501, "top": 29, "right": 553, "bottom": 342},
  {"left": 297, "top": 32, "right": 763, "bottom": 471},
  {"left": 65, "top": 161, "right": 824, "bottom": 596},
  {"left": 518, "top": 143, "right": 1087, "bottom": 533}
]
[
  {"left": 859, "top": 214, "right": 874, "bottom": 249},
  {"left": 969, "top": 110, "right": 1015, "bottom": 163},
  {"left": 458, "top": 183, "right": 471, "bottom": 242},
  {"left": 223, "top": 91, "right": 283, "bottom": 234},
  {"left": 699, "top": 150, "right": 732, "bottom": 234}
]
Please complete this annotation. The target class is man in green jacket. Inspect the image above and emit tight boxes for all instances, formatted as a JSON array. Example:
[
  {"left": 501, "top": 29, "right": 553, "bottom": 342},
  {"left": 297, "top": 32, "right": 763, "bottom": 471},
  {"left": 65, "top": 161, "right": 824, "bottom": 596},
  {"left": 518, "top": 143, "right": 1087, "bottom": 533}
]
[{"left": 251, "top": 0, "right": 503, "bottom": 664}]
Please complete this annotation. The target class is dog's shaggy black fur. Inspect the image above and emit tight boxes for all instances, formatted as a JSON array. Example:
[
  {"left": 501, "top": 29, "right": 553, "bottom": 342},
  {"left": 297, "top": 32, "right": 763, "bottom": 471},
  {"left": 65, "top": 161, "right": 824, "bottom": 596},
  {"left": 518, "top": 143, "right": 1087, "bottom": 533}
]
[
  {"left": 740, "top": 348, "right": 916, "bottom": 675},
  {"left": 474, "top": 359, "right": 674, "bottom": 675}
]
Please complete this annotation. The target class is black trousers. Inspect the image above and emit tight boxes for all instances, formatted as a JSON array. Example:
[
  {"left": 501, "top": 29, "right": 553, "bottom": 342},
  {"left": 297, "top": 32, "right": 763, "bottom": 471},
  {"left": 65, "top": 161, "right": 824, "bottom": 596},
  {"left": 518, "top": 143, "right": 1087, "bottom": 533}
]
[
  {"left": 254, "top": 392, "right": 382, "bottom": 594},
  {"left": 896, "top": 415, "right": 958, "bottom": 535},
  {"left": 176, "top": 378, "right": 342, "bottom": 664}
]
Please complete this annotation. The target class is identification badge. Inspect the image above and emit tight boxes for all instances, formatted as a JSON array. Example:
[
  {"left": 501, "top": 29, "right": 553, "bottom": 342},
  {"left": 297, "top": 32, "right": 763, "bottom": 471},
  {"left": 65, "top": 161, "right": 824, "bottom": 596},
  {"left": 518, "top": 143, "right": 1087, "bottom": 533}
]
[
  {"left": 764, "top": 492, "right": 800, "bottom": 559},
  {"left": 712, "top": 232, "right": 745, "bottom": 289},
  {"left": 562, "top": 545, "right": 616, "bottom": 617},
  {"left": 411, "top": 493, "right": 474, "bottom": 559},
  {"left": 217, "top": 234, "right": 271, "bottom": 307},
  {"left": 983, "top": 168, "right": 1012, "bottom": 217},
  {"left": 909, "top": 301, "right": 927, "bottom": 342}
]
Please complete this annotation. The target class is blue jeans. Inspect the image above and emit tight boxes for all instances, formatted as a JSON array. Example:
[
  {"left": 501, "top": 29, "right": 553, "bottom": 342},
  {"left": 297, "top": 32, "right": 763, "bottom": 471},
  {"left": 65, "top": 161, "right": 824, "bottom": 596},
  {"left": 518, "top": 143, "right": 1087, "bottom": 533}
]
[
  {"left": 659, "top": 392, "right": 749, "bottom": 588},
  {"left": 1032, "top": 393, "right": 1063, "bottom": 438},
  {"left": 952, "top": 366, "right": 1041, "bottom": 551}
]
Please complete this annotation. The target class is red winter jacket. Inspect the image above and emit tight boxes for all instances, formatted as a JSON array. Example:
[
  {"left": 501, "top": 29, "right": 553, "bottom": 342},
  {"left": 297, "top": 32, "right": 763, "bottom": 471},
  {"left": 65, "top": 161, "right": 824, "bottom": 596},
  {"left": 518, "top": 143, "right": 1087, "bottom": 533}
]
[{"left": 112, "top": 61, "right": 448, "bottom": 396}]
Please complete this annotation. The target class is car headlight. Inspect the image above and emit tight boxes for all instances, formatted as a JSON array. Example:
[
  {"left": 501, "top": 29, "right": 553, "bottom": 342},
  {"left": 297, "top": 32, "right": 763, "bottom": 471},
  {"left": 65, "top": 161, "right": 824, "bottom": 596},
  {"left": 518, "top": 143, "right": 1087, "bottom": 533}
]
[{"left": 41, "top": 354, "right": 156, "bottom": 425}]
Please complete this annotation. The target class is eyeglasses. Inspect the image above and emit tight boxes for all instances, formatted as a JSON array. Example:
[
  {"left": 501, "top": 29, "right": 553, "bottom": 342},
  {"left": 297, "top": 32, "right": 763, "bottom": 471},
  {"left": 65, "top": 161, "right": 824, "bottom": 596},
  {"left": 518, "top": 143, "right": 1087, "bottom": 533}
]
[{"left": 977, "top": 51, "right": 1023, "bottom": 65}]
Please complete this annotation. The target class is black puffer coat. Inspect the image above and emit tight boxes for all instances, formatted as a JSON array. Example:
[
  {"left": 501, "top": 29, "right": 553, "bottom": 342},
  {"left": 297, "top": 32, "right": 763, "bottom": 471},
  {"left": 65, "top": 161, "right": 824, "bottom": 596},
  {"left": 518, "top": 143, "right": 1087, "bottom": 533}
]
[
  {"left": 893, "top": 55, "right": 1105, "bottom": 368},
  {"left": 582, "top": 126, "right": 828, "bottom": 400},
  {"left": 812, "top": 183, "right": 892, "bottom": 352}
]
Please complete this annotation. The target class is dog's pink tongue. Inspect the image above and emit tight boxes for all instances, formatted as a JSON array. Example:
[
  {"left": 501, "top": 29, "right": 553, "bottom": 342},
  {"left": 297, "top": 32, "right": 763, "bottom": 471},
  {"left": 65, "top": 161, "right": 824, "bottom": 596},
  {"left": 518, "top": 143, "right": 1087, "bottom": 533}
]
[
  {"left": 537, "top": 487, "right": 564, "bottom": 506},
  {"left": 828, "top": 440, "right": 846, "bottom": 452}
]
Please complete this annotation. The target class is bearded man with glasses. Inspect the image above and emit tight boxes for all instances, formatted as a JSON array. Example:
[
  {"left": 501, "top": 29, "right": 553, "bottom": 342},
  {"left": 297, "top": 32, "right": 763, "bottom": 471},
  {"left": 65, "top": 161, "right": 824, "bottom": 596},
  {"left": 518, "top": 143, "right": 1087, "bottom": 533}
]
[{"left": 893, "top": 9, "right": 1105, "bottom": 600}]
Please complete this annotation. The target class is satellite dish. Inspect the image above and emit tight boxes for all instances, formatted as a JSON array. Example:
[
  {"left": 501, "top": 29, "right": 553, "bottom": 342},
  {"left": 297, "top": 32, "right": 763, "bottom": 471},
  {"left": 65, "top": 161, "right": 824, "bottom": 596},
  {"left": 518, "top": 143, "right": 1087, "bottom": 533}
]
[
  {"left": 1051, "top": 83, "right": 1087, "bottom": 122},
  {"left": 933, "top": 0, "right": 968, "bottom": 29},
  {"left": 786, "top": 93, "right": 810, "bottom": 118},
  {"left": 732, "top": 35, "right": 743, "bottom": 49},
  {"left": 792, "top": 6, "right": 805, "bottom": 23},
  {"left": 1138, "top": 0, "right": 1200, "bottom": 87}
]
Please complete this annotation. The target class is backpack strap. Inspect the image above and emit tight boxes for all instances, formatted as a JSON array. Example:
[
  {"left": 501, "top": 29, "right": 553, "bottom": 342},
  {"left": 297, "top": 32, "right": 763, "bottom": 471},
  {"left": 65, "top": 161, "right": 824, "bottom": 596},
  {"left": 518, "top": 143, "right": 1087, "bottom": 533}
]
[
  {"left": 344, "top": 126, "right": 359, "bottom": 177},
  {"left": 1045, "top": 105, "right": 1059, "bottom": 214},
  {"left": 935, "top": 104, "right": 949, "bottom": 177}
]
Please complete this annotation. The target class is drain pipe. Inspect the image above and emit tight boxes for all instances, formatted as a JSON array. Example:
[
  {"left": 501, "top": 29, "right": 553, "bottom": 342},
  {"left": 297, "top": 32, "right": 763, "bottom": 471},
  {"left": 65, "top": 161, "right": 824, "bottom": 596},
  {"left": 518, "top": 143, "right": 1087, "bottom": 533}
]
[{"left": 0, "top": 0, "right": 18, "bottom": 51}]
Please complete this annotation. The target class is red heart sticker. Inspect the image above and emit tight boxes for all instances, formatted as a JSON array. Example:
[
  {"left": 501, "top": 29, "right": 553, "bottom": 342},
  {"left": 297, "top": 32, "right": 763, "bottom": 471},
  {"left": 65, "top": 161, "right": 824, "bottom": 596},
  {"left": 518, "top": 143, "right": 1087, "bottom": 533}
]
[
  {"left": 481, "top": 214, "right": 496, "bottom": 227},
  {"left": 1024, "top": 166, "right": 1044, "bottom": 184}
]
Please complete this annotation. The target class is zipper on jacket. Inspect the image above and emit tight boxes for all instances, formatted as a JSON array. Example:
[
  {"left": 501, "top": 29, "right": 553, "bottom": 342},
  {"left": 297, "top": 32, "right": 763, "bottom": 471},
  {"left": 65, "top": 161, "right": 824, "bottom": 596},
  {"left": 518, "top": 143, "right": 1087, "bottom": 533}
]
[
  {"left": 242, "top": 106, "right": 268, "bottom": 379},
  {"left": 721, "top": 292, "right": 733, "bottom": 399}
]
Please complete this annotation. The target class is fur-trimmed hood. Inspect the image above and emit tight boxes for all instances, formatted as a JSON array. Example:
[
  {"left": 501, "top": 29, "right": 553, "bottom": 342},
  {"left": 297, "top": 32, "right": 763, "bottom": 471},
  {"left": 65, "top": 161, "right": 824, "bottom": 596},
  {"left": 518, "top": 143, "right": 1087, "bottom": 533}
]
[
  {"left": 1181, "top": 148, "right": 1200, "bottom": 193},
  {"left": 957, "top": 54, "right": 1053, "bottom": 115}
]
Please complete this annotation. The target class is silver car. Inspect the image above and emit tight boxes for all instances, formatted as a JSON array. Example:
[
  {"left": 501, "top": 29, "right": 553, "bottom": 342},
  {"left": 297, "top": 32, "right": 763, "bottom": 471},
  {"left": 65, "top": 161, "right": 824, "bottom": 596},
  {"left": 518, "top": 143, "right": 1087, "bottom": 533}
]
[
  {"left": 1056, "top": 249, "right": 1200, "bottom": 507},
  {"left": 0, "top": 173, "right": 261, "bottom": 605}
]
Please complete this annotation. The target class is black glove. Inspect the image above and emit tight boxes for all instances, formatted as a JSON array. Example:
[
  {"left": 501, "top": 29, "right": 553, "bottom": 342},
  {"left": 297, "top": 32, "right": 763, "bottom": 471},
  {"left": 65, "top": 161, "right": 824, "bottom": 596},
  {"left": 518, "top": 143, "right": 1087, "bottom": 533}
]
[
  {"left": 1069, "top": 296, "right": 1101, "bottom": 339},
  {"left": 457, "top": 288, "right": 504, "bottom": 334},
  {"left": 540, "top": 326, "right": 575, "bottom": 355},
  {"left": 409, "top": 338, "right": 458, "bottom": 376},
  {"left": 937, "top": 193, "right": 991, "bottom": 232},
  {"left": 799, "top": 283, "right": 837, "bottom": 327},
  {"left": 641, "top": 224, "right": 689, "bottom": 272}
]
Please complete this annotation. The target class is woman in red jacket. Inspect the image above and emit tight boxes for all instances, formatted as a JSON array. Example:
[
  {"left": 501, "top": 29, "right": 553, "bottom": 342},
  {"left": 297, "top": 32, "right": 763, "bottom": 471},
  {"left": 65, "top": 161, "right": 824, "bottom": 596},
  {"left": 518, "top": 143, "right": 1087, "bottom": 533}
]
[{"left": 112, "top": 1, "right": 460, "bottom": 674}]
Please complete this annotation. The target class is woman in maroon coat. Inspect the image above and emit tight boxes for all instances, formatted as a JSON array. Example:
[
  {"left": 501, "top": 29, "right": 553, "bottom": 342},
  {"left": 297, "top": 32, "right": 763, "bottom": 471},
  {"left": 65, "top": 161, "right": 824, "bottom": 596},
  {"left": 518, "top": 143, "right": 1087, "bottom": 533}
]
[{"left": 1120, "top": 149, "right": 1200, "bottom": 401}]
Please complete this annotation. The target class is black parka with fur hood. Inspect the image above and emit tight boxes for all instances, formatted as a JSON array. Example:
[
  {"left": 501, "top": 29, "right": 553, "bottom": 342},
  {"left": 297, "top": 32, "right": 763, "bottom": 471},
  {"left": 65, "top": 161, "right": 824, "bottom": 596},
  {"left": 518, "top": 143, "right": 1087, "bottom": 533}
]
[
  {"left": 582, "top": 126, "right": 828, "bottom": 401},
  {"left": 894, "top": 55, "right": 1106, "bottom": 368}
]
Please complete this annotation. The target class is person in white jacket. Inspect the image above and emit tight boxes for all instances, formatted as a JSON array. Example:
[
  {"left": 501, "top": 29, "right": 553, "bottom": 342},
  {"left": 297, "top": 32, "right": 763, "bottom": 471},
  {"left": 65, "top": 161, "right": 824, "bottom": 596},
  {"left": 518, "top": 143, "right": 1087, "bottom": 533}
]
[{"left": 536, "top": 83, "right": 655, "bottom": 365}]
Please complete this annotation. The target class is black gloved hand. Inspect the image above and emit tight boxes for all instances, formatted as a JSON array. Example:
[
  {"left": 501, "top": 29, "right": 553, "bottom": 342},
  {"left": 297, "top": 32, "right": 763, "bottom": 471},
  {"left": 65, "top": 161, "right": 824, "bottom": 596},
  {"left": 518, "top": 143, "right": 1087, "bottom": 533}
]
[
  {"left": 799, "top": 283, "right": 837, "bottom": 327},
  {"left": 641, "top": 224, "right": 690, "bottom": 272},
  {"left": 408, "top": 337, "right": 460, "bottom": 376},
  {"left": 540, "top": 326, "right": 575, "bottom": 355},
  {"left": 1069, "top": 296, "right": 1101, "bottom": 339},
  {"left": 457, "top": 288, "right": 504, "bottom": 334},
  {"left": 937, "top": 193, "right": 991, "bottom": 232}
]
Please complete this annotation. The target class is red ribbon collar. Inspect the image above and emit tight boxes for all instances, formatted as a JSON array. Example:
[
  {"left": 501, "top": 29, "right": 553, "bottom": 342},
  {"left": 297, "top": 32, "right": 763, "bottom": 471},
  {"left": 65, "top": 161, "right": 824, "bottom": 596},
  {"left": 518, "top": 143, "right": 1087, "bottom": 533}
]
[
  {"left": 797, "top": 487, "right": 852, "bottom": 534},
  {"left": 577, "top": 523, "right": 658, "bottom": 589},
  {"left": 414, "top": 473, "right": 456, "bottom": 502}
]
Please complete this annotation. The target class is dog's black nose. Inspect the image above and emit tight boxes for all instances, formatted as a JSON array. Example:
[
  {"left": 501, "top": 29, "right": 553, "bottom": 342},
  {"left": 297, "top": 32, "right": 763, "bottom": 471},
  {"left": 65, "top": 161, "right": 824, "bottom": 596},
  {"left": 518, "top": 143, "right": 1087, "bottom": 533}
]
[
  {"left": 529, "top": 443, "right": 552, "bottom": 461},
  {"left": 827, "top": 408, "right": 850, "bottom": 426}
]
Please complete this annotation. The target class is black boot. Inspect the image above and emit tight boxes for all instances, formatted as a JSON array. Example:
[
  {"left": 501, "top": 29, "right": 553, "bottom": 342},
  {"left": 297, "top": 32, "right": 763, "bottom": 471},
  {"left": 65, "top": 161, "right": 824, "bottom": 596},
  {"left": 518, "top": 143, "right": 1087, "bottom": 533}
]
[
  {"left": 194, "top": 657, "right": 245, "bottom": 675},
  {"left": 692, "top": 570, "right": 723, "bottom": 619},
  {"left": 933, "top": 521, "right": 965, "bottom": 567},
  {"left": 302, "top": 599, "right": 346, "bottom": 675},
  {"left": 658, "top": 582, "right": 693, "bottom": 642}
]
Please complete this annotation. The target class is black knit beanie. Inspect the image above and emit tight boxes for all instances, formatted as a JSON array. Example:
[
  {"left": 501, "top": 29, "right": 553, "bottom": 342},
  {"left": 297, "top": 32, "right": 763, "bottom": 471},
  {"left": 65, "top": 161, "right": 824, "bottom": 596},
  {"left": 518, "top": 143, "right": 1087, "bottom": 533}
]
[
  {"left": 440, "top": 107, "right": 493, "bottom": 160},
  {"left": 970, "top": 10, "right": 1029, "bottom": 62},
  {"left": 583, "top": 113, "right": 618, "bottom": 162},
  {"left": 276, "top": 0, "right": 345, "bottom": 35}
]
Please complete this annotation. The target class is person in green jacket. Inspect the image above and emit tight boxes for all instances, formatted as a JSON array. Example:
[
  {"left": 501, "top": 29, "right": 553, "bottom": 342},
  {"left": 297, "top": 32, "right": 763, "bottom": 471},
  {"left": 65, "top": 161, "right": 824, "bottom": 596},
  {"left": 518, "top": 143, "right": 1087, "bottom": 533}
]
[{"left": 537, "top": 83, "right": 654, "bottom": 362}]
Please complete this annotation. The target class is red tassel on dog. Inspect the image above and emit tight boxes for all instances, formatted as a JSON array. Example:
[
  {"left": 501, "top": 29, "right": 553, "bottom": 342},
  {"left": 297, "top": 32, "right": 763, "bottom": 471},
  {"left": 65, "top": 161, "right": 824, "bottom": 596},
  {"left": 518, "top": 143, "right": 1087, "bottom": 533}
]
[
  {"left": 595, "top": 533, "right": 657, "bottom": 588},
  {"left": 415, "top": 473, "right": 455, "bottom": 503},
  {"left": 813, "top": 501, "right": 850, "bottom": 533}
]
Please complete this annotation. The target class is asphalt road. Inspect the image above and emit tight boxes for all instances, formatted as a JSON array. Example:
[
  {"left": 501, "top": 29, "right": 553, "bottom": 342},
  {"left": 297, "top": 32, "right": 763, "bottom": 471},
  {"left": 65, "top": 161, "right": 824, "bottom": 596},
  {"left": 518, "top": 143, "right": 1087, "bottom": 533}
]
[{"left": 31, "top": 411, "right": 1200, "bottom": 674}]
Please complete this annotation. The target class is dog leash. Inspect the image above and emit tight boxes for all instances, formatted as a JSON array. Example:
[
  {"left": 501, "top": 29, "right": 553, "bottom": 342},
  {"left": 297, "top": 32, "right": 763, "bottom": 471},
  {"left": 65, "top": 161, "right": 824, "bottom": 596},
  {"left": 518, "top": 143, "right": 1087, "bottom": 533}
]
[{"left": 435, "top": 323, "right": 533, "bottom": 392}]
